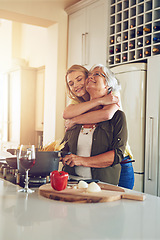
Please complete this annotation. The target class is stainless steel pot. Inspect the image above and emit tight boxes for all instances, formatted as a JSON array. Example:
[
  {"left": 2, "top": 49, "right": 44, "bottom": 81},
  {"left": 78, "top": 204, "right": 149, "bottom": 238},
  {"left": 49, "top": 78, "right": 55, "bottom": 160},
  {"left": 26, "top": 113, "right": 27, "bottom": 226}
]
[
  {"left": 17, "top": 150, "right": 60, "bottom": 177},
  {"left": 7, "top": 149, "right": 61, "bottom": 177}
]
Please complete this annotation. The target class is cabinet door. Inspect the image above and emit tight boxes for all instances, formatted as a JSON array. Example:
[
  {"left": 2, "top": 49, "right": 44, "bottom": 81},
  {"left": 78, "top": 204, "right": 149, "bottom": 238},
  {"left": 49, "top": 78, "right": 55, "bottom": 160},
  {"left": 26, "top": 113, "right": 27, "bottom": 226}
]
[
  {"left": 86, "top": 0, "right": 108, "bottom": 69},
  {"left": 144, "top": 55, "right": 160, "bottom": 196},
  {"left": 67, "top": 0, "right": 108, "bottom": 69},
  {"left": 68, "top": 8, "right": 86, "bottom": 67},
  {"left": 35, "top": 67, "right": 45, "bottom": 131}
]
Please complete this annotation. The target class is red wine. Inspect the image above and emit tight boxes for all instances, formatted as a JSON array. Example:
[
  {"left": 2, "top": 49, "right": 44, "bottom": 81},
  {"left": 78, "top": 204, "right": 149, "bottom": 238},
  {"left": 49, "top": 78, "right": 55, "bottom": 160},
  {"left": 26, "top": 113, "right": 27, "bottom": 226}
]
[{"left": 20, "top": 157, "right": 35, "bottom": 170}]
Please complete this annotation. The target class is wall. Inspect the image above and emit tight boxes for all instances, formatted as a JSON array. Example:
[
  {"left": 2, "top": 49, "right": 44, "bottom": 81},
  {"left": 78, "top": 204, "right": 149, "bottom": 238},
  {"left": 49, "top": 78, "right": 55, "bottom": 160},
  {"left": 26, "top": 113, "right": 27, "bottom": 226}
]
[
  {"left": 0, "top": 2, "right": 68, "bottom": 144},
  {"left": 0, "top": 20, "right": 12, "bottom": 72},
  {"left": 21, "top": 23, "right": 47, "bottom": 68}
]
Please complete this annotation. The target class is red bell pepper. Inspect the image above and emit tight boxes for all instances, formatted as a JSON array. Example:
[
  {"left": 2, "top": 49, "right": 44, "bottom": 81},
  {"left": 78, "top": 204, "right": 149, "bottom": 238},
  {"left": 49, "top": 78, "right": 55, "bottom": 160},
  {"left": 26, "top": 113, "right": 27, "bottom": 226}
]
[{"left": 50, "top": 170, "right": 69, "bottom": 191}]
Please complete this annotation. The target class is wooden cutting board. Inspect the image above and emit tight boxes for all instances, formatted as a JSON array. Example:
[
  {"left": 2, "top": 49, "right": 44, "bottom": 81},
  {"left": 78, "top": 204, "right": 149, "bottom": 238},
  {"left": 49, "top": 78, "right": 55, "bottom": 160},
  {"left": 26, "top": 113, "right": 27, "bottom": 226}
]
[{"left": 39, "top": 183, "right": 145, "bottom": 203}]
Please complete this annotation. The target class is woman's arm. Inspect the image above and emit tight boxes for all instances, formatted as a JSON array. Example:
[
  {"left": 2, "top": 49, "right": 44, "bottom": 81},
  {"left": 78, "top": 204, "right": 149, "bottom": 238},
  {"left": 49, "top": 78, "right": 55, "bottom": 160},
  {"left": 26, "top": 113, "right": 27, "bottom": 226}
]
[
  {"left": 62, "top": 150, "right": 115, "bottom": 168},
  {"left": 63, "top": 93, "right": 119, "bottom": 119},
  {"left": 65, "top": 103, "right": 119, "bottom": 130},
  {"left": 63, "top": 111, "right": 127, "bottom": 168}
]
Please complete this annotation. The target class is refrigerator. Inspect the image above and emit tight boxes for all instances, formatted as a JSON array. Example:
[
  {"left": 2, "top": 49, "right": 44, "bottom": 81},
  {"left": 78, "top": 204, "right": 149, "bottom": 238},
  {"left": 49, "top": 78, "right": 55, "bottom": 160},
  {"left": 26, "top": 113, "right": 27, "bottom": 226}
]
[
  {"left": 144, "top": 55, "right": 160, "bottom": 197},
  {"left": 111, "top": 63, "right": 147, "bottom": 192}
]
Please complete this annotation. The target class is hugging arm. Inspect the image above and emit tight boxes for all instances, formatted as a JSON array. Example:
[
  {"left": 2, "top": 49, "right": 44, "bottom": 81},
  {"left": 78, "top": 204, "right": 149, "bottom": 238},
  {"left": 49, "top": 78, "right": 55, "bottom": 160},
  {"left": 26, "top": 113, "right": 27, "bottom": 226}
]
[
  {"left": 63, "top": 93, "right": 119, "bottom": 119},
  {"left": 65, "top": 103, "right": 119, "bottom": 130}
]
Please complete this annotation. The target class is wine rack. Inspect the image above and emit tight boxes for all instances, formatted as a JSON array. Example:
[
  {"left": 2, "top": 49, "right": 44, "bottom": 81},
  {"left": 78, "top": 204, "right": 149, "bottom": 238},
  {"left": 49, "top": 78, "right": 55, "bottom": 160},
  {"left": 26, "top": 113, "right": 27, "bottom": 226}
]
[{"left": 108, "top": 0, "right": 160, "bottom": 66}]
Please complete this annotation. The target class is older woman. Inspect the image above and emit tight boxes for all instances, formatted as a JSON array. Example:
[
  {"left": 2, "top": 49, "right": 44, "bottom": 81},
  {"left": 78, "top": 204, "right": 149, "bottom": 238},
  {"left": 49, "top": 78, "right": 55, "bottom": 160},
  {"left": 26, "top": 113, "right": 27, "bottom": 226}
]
[{"left": 61, "top": 65, "right": 128, "bottom": 185}]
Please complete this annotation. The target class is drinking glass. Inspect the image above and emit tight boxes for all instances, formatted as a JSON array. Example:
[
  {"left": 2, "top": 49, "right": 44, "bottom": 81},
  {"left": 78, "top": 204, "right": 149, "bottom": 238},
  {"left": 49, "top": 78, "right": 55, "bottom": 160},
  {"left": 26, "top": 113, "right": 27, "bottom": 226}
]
[{"left": 18, "top": 145, "right": 36, "bottom": 193}]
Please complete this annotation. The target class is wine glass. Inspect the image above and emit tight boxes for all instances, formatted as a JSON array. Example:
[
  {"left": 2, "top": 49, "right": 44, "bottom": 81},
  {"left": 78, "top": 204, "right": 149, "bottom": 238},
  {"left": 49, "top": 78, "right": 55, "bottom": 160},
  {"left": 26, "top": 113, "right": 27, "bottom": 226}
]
[{"left": 18, "top": 145, "right": 36, "bottom": 193}]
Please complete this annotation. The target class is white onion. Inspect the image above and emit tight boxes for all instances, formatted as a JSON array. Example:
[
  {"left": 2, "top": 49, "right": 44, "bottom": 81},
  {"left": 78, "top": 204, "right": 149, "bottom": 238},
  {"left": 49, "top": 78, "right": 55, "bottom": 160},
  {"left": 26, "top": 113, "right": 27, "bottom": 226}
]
[
  {"left": 87, "top": 182, "right": 101, "bottom": 193},
  {"left": 78, "top": 180, "right": 88, "bottom": 189}
]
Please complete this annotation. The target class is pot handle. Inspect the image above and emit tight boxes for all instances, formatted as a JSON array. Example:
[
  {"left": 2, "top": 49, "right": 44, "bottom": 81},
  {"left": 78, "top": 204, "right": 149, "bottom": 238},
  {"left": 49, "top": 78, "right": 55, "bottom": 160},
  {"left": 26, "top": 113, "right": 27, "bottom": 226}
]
[{"left": 58, "top": 151, "right": 71, "bottom": 158}]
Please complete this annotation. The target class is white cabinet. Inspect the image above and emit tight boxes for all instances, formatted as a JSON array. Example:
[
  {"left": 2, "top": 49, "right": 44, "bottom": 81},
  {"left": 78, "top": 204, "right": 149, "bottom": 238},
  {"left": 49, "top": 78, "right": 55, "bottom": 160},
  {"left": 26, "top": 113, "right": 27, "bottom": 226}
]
[
  {"left": 1, "top": 66, "right": 36, "bottom": 147},
  {"left": 66, "top": 0, "right": 109, "bottom": 69},
  {"left": 35, "top": 66, "right": 45, "bottom": 131},
  {"left": 144, "top": 55, "right": 160, "bottom": 196}
]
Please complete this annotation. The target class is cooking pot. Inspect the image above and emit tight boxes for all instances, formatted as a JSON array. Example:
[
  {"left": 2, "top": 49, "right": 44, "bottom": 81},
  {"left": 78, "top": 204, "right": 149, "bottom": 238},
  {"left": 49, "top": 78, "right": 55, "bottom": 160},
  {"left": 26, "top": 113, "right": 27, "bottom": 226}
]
[
  {"left": 18, "top": 150, "right": 61, "bottom": 177},
  {"left": 6, "top": 149, "right": 17, "bottom": 169},
  {"left": 6, "top": 149, "right": 64, "bottom": 177}
]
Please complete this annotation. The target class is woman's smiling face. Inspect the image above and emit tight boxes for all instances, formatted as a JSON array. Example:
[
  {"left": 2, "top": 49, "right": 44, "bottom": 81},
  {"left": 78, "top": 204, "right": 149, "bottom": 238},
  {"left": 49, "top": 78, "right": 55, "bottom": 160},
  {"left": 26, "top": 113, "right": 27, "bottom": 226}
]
[
  {"left": 86, "top": 67, "right": 108, "bottom": 99},
  {"left": 67, "top": 71, "right": 87, "bottom": 98}
]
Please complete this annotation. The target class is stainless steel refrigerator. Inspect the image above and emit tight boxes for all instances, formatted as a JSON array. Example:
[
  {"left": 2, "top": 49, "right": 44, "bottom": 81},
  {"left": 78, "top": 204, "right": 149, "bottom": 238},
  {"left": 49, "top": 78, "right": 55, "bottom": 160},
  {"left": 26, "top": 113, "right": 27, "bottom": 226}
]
[
  {"left": 144, "top": 55, "right": 160, "bottom": 197},
  {"left": 111, "top": 63, "right": 147, "bottom": 192}
]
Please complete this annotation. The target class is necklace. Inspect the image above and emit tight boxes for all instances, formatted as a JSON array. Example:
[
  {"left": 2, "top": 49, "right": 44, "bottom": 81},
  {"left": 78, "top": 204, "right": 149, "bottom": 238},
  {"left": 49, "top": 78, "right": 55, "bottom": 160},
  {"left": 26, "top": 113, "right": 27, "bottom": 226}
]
[{"left": 81, "top": 124, "right": 96, "bottom": 135}]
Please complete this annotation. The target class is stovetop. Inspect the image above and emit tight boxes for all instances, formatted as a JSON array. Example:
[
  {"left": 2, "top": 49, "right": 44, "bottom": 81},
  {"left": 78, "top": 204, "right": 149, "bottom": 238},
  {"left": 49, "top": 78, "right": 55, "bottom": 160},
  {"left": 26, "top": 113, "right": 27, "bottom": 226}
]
[{"left": 0, "top": 170, "right": 49, "bottom": 188}]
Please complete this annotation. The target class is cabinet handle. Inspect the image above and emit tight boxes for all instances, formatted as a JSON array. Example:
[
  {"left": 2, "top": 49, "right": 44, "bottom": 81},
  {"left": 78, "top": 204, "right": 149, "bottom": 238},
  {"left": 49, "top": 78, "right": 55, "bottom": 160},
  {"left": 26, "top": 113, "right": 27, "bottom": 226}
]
[
  {"left": 85, "top": 32, "right": 89, "bottom": 65},
  {"left": 82, "top": 34, "right": 85, "bottom": 66},
  {"left": 148, "top": 117, "right": 154, "bottom": 180}
]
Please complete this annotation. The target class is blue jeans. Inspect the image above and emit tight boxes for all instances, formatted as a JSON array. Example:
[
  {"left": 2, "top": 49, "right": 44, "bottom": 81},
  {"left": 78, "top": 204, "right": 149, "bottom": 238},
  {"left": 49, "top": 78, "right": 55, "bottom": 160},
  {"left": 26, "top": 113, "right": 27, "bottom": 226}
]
[{"left": 118, "top": 157, "right": 135, "bottom": 190}]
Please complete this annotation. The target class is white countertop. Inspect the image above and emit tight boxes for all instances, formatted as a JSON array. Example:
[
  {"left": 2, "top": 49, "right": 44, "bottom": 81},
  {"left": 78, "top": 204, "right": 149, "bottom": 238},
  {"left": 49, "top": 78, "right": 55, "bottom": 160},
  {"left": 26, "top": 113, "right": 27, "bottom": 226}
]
[{"left": 0, "top": 179, "right": 160, "bottom": 240}]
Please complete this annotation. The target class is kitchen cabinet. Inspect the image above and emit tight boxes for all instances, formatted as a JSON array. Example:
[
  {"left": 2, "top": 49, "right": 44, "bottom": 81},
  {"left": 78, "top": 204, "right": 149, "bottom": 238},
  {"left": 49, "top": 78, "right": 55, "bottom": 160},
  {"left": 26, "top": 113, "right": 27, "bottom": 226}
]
[
  {"left": 1, "top": 66, "right": 36, "bottom": 148},
  {"left": 66, "top": 0, "right": 109, "bottom": 69},
  {"left": 35, "top": 66, "right": 45, "bottom": 132},
  {"left": 144, "top": 55, "right": 160, "bottom": 196}
]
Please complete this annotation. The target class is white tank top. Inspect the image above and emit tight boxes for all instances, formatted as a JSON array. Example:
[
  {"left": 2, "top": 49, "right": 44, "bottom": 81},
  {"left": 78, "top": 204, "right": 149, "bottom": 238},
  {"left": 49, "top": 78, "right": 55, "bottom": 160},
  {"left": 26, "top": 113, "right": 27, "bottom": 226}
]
[{"left": 75, "top": 126, "right": 96, "bottom": 178}]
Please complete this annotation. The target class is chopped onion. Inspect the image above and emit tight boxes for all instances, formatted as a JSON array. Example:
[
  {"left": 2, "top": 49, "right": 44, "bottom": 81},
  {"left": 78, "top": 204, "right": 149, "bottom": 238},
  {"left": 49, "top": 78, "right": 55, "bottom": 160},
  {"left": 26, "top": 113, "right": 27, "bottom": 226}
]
[
  {"left": 78, "top": 180, "right": 88, "bottom": 189},
  {"left": 87, "top": 182, "right": 101, "bottom": 193}
]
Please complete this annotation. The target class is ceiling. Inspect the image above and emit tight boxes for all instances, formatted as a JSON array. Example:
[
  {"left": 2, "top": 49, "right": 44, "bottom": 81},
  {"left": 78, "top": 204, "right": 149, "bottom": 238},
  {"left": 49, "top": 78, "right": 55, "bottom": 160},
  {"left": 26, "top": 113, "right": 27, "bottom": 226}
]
[
  {"left": 0, "top": 0, "right": 81, "bottom": 9},
  {"left": 0, "top": 0, "right": 82, "bottom": 26}
]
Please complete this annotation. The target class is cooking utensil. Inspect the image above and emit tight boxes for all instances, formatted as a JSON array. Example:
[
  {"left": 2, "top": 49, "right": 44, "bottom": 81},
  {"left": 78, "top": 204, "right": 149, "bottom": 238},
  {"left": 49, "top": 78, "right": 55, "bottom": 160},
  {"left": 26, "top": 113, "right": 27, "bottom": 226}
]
[{"left": 18, "top": 150, "right": 60, "bottom": 177}]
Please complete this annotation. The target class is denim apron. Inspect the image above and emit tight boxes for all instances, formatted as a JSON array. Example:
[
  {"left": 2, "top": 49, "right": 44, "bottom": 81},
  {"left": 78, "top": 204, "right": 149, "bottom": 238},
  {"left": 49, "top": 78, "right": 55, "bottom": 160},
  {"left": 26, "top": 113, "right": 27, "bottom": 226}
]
[{"left": 118, "top": 155, "right": 135, "bottom": 190}]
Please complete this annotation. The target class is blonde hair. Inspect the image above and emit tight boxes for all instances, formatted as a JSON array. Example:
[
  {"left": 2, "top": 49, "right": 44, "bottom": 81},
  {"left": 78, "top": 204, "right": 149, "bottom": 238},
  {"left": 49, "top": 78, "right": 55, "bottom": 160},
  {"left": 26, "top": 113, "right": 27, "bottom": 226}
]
[
  {"left": 65, "top": 64, "right": 89, "bottom": 102},
  {"left": 89, "top": 64, "right": 121, "bottom": 92}
]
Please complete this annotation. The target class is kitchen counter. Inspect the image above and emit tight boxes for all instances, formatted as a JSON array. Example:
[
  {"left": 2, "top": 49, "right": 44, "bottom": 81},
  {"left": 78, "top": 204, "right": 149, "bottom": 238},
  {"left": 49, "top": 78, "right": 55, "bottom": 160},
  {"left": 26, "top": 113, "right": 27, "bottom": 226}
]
[{"left": 0, "top": 179, "right": 160, "bottom": 240}]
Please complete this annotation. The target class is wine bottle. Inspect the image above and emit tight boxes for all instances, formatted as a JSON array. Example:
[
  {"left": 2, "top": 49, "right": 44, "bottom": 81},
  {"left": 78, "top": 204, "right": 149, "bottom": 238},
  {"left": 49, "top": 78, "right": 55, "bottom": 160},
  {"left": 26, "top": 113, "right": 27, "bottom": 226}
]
[
  {"left": 145, "top": 50, "right": 150, "bottom": 56},
  {"left": 137, "top": 41, "right": 143, "bottom": 47},
  {"left": 152, "top": 48, "right": 160, "bottom": 53},
  {"left": 122, "top": 56, "right": 127, "bottom": 61},
  {"left": 124, "top": 35, "right": 128, "bottom": 40},
  {"left": 145, "top": 39, "right": 151, "bottom": 45},
  {"left": 153, "top": 37, "right": 160, "bottom": 42},
  {"left": 110, "top": 39, "right": 114, "bottom": 44},
  {"left": 116, "top": 48, "right": 120, "bottom": 53},
  {"left": 129, "top": 43, "right": 134, "bottom": 49},
  {"left": 137, "top": 30, "right": 143, "bottom": 36},
  {"left": 115, "top": 57, "right": 120, "bottom": 63},
  {"left": 116, "top": 36, "right": 121, "bottom": 42},
  {"left": 143, "top": 27, "right": 151, "bottom": 33},
  {"left": 153, "top": 26, "right": 160, "bottom": 31},
  {"left": 130, "top": 24, "right": 135, "bottom": 28},
  {"left": 109, "top": 49, "right": 114, "bottom": 54}
]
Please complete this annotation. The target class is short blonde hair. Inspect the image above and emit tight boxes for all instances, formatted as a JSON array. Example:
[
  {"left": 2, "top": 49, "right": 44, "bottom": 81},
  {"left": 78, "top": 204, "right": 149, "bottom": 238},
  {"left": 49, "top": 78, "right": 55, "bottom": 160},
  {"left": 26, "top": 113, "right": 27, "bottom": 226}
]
[{"left": 65, "top": 65, "right": 89, "bottom": 102}]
